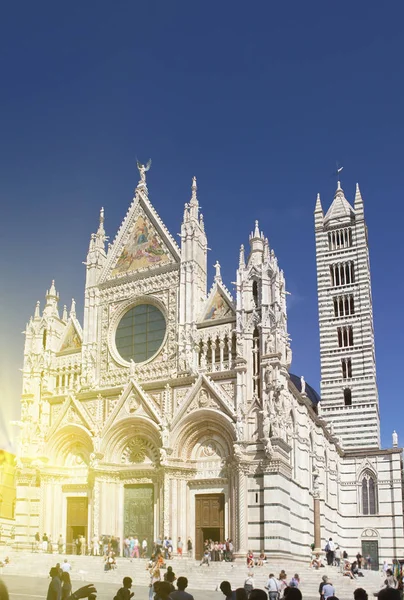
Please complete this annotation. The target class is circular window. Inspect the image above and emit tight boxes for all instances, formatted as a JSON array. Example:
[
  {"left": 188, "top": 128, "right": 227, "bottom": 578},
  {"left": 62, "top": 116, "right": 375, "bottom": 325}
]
[{"left": 115, "top": 304, "right": 166, "bottom": 363}]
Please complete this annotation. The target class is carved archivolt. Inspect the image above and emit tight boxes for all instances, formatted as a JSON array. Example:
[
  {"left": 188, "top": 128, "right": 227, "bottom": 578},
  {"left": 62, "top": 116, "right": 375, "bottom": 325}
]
[
  {"left": 172, "top": 414, "right": 235, "bottom": 460},
  {"left": 101, "top": 417, "right": 161, "bottom": 463},
  {"left": 121, "top": 437, "right": 158, "bottom": 465},
  {"left": 46, "top": 424, "right": 94, "bottom": 467}
]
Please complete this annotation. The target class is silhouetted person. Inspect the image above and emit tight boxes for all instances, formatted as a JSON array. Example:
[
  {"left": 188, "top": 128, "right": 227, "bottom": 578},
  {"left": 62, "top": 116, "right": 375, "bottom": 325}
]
[
  {"left": 220, "top": 581, "right": 236, "bottom": 600},
  {"left": 249, "top": 591, "right": 269, "bottom": 600},
  {"left": 114, "top": 577, "right": 134, "bottom": 600},
  {"left": 168, "top": 577, "right": 194, "bottom": 600}
]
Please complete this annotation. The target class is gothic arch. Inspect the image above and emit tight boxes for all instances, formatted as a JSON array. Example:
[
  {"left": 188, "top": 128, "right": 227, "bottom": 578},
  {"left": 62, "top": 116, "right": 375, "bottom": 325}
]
[
  {"left": 47, "top": 424, "right": 94, "bottom": 467},
  {"left": 101, "top": 416, "right": 161, "bottom": 463},
  {"left": 171, "top": 409, "right": 236, "bottom": 461}
]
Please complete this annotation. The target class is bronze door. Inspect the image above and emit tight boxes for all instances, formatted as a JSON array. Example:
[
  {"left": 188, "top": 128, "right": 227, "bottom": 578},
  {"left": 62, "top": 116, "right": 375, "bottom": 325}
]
[
  {"left": 66, "top": 497, "right": 88, "bottom": 548},
  {"left": 124, "top": 485, "right": 154, "bottom": 547},
  {"left": 195, "top": 493, "right": 224, "bottom": 559},
  {"left": 361, "top": 540, "right": 379, "bottom": 570}
]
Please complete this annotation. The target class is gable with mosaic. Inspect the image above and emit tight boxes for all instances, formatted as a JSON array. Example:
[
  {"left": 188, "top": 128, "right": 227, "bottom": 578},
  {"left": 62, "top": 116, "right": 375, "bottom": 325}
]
[{"left": 112, "top": 213, "right": 170, "bottom": 276}]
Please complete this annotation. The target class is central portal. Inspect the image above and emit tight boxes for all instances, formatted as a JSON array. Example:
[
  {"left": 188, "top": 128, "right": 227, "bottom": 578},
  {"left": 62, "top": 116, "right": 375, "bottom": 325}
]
[
  {"left": 195, "top": 493, "right": 224, "bottom": 559},
  {"left": 124, "top": 485, "right": 154, "bottom": 546}
]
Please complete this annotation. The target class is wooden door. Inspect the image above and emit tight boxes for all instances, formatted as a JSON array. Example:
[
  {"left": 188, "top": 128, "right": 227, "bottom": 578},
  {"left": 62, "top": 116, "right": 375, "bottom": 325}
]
[
  {"left": 66, "top": 497, "right": 88, "bottom": 547},
  {"left": 195, "top": 493, "right": 224, "bottom": 559}
]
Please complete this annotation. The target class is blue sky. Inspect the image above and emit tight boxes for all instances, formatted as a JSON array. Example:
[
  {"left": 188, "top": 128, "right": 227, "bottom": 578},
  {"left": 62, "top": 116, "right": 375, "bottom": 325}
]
[{"left": 0, "top": 1, "right": 403, "bottom": 451}]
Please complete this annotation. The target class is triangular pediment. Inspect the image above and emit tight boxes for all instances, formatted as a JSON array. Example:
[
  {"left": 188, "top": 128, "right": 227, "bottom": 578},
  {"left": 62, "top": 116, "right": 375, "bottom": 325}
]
[
  {"left": 58, "top": 320, "right": 82, "bottom": 354},
  {"left": 48, "top": 394, "right": 93, "bottom": 438},
  {"left": 100, "top": 188, "right": 180, "bottom": 283},
  {"left": 171, "top": 374, "right": 236, "bottom": 429},
  {"left": 200, "top": 282, "right": 235, "bottom": 323},
  {"left": 102, "top": 379, "right": 161, "bottom": 434}
]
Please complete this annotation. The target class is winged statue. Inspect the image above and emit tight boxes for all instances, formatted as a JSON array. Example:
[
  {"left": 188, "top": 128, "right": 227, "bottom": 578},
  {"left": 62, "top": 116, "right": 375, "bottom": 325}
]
[{"left": 136, "top": 158, "right": 152, "bottom": 185}]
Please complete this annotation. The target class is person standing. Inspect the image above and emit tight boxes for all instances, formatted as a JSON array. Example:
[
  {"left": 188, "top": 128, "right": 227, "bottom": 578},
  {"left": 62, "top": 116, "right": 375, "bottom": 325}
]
[
  {"left": 61, "top": 559, "right": 71, "bottom": 573},
  {"left": 366, "top": 554, "right": 372, "bottom": 570},
  {"left": 319, "top": 575, "right": 328, "bottom": 600},
  {"left": 133, "top": 536, "right": 140, "bottom": 559},
  {"left": 142, "top": 537, "right": 148, "bottom": 558},
  {"left": 244, "top": 573, "right": 255, "bottom": 595},
  {"left": 334, "top": 546, "right": 341, "bottom": 568},
  {"left": 47, "top": 566, "right": 62, "bottom": 600},
  {"left": 149, "top": 567, "right": 161, "bottom": 600},
  {"left": 187, "top": 537, "right": 193, "bottom": 559},
  {"left": 34, "top": 532, "right": 40, "bottom": 552},
  {"left": 266, "top": 573, "right": 280, "bottom": 600},
  {"left": 322, "top": 579, "right": 335, "bottom": 600},
  {"left": 325, "top": 538, "right": 335, "bottom": 566},
  {"left": 61, "top": 572, "right": 72, "bottom": 600},
  {"left": 177, "top": 537, "right": 183, "bottom": 558},
  {"left": 92, "top": 535, "right": 100, "bottom": 556}
]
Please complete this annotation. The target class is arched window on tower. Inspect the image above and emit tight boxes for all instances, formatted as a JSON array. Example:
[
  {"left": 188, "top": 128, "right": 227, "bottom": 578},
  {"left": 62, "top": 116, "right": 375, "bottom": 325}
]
[
  {"left": 344, "top": 388, "right": 352, "bottom": 406},
  {"left": 42, "top": 329, "right": 47, "bottom": 350},
  {"left": 361, "top": 472, "right": 378, "bottom": 515}
]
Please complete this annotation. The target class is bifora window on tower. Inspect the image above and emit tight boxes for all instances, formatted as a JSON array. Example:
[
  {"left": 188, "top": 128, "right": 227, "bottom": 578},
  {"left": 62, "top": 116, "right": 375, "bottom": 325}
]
[{"left": 115, "top": 304, "right": 166, "bottom": 363}]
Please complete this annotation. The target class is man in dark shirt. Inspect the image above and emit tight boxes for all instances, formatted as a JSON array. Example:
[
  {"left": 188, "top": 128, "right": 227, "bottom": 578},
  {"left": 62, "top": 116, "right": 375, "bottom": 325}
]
[{"left": 219, "top": 581, "right": 236, "bottom": 600}]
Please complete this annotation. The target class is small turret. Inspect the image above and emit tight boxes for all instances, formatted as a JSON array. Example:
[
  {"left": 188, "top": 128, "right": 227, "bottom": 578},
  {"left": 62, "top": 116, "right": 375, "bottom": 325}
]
[
  {"left": 43, "top": 280, "right": 59, "bottom": 317},
  {"left": 34, "top": 301, "right": 41, "bottom": 321},
  {"left": 189, "top": 176, "right": 199, "bottom": 220},
  {"left": 248, "top": 220, "right": 265, "bottom": 262},
  {"left": 85, "top": 208, "right": 108, "bottom": 288},
  {"left": 239, "top": 244, "right": 245, "bottom": 269},
  {"left": 70, "top": 298, "right": 76, "bottom": 318}
]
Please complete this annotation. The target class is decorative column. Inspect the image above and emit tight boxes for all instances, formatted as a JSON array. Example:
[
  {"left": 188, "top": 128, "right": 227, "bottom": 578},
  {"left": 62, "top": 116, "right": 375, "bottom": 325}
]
[
  {"left": 163, "top": 473, "right": 170, "bottom": 537},
  {"left": 312, "top": 466, "right": 321, "bottom": 553},
  {"left": 235, "top": 463, "right": 248, "bottom": 555}
]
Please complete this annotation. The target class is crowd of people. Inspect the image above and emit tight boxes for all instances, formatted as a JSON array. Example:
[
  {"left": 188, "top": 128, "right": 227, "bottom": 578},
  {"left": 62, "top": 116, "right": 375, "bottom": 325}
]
[{"left": 199, "top": 539, "right": 235, "bottom": 565}]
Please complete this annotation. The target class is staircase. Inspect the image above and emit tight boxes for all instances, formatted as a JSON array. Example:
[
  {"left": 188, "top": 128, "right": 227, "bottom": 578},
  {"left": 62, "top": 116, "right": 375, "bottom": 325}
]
[{"left": 0, "top": 551, "right": 384, "bottom": 597}]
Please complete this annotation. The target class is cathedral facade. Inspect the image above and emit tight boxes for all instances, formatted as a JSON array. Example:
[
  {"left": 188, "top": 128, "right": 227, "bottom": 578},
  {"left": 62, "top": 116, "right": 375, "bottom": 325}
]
[{"left": 14, "top": 168, "right": 404, "bottom": 563}]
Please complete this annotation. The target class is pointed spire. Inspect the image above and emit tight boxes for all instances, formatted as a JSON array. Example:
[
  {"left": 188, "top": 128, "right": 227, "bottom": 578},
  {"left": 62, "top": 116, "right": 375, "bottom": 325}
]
[
  {"left": 199, "top": 213, "right": 205, "bottom": 232},
  {"left": 213, "top": 261, "right": 222, "bottom": 283},
  {"left": 48, "top": 280, "right": 57, "bottom": 298},
  {"left": 70, "top": 298, "right": 76, "bottom": 318},
  {"left": 189, "top": 176, "right": 199, "bottom": 219},
  {"left": 337, "top": 180, "right": 342, "bottom": 191},
  {"left": 190, "top": 176, "right": 198, "bottom": 205},
  {"left": 254, "top": 220, "right": 260, "bottom": 238},
  {"left": 34, "top": 301, "right": 41, "bottom": 320},
  {"left": 354, "top": 182, "right": 364, "bottom": 215},
  {"left": 239, "top": 244, "right": 245, "bottom": 268},
  {"left": 97, "top": 206, "right": 105, "bottom": 235},
  {"left": 315, "top": 193, "right": 323, "bottom": 212},
  {"left": 62, "top": 305, "right": 68, "bottom": 322},
  {"left": 264, "top": 237, "right": 270, "bottom": 261}
]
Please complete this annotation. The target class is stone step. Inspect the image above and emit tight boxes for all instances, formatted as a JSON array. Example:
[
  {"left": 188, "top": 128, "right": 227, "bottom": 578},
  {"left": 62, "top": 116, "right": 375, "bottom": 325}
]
[{"left": 0, "top": 551, "right": 384, "bottom": 593}]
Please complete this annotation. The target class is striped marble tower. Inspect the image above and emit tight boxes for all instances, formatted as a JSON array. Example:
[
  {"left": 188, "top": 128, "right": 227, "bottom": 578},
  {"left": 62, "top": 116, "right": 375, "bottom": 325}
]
[{"left": 314, "top": 182, "right": 380, "bottom": 449}]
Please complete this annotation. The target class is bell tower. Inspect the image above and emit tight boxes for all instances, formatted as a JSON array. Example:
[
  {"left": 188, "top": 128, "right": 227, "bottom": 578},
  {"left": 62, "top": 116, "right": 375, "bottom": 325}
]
[{"left": 314, "top": 182, "right": 380, "bottom": 448}]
